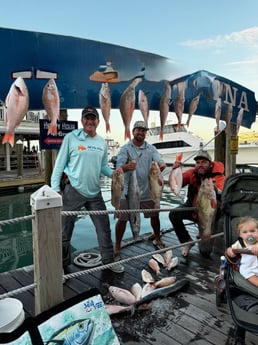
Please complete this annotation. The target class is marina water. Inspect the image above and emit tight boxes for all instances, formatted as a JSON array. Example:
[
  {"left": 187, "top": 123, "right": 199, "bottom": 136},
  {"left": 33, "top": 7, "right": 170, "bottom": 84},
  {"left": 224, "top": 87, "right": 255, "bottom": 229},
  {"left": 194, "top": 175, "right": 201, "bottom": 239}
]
[{"left": 0, "top": 174, "right": 181, "bottom": 273}]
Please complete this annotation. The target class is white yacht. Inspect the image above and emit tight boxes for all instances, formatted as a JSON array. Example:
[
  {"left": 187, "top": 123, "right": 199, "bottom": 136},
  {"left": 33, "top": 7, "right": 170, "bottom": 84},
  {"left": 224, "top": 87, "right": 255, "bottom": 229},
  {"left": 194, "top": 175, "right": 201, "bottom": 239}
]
[{"left": 147, "top": 122, "right": 258, "bottom": 165}]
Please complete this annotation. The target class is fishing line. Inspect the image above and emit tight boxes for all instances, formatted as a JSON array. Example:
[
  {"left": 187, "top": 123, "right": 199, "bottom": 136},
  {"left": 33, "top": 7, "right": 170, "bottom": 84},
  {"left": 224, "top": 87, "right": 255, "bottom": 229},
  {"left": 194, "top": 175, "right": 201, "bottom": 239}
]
[{"left": 182, "top": 126, "right": 226, "bottom": 164}]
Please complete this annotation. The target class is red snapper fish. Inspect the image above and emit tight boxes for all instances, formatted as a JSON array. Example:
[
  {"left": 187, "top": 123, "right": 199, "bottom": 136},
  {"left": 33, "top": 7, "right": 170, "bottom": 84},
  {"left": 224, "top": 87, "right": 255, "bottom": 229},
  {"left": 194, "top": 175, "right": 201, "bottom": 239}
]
[
  {"left": 168, "top": 153, "right": 183, "bottom": 196},
  {"left": 148, "top": 162, "right": 164, "bottom": 209},
  {"left": 186, "top": 94, "right": 200, "bottom": 128},
  {"left": 196, "top": 178, "right": 217, "bottom": 240},
  {"left": 109, "top": 285, "right": 136, "bottom": 305},
  {"left": 119, "top": 77, "right": 142, "bottom": 140},
  {"left": 99, "top": 82, "right": 111, "bottom": 133},
  {"left": 2, "top": 77, "right": 29, "bottom": 147},
  {"left": 42, "top": 78, "right": 60, "bottom": 136},
  {"left": 174, "top": 95, "right": 185, "bottom": 129},
  {"left": 159, "top": 81, "right": 171, "bottom": 140},
  {"left": 138, "top": 89, "right": 149, "bottom": 126}
]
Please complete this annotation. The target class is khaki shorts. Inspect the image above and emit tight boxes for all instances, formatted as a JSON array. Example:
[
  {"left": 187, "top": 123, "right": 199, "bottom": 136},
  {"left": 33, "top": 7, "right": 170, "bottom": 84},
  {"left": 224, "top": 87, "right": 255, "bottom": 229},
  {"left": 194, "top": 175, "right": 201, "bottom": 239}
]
[{"left": 116, "top": 199, "right": 159, "bottom": 221}]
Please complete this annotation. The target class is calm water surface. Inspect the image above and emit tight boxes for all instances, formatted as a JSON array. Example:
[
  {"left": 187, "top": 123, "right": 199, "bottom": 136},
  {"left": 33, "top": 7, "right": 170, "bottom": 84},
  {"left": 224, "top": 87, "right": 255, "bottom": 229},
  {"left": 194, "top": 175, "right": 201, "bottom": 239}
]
[{"left": 0, "top": 175, "right": 182, "bottom": 273}]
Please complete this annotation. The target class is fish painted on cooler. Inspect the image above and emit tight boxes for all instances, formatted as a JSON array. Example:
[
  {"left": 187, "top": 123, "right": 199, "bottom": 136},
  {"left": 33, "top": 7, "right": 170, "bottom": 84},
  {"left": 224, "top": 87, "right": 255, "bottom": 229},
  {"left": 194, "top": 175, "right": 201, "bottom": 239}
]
[
  {"left": 42, "top": 78, "right": 60, "bottom": 136},
  {"left": 138, "top": 89, "right": 149, "bottom": 126},
  {"left": 169, "top": 153, "right": 183, "bottom": 196},
  {"left": 99, "top": 82, "right": 111, "bottom": 133},
  {"left": 186, "top": 94, "right": 200, "bottom": 127},
  {"left": 111, "top": 170, "right": 124, "bottom": 210},
  {"left": 119, "top": 77, "right": 142, "bottom": 140},
  {"left": 148, "top": 161, "right": 164, "bottom": 209},
  {"left": 159, "top": 81, "right": 171, "bottom": 140},
  {"left": 2, "top": 77, "right": 29, "bottom": 147},
  {"left": 108, "top": 285, "right": 136, "bottom": 305},
  {"left": 196, "top": 178, "right": 217, "bottom": 240},
  {"left": 45, "top": 318, "right": 94, "bottom": 345}
]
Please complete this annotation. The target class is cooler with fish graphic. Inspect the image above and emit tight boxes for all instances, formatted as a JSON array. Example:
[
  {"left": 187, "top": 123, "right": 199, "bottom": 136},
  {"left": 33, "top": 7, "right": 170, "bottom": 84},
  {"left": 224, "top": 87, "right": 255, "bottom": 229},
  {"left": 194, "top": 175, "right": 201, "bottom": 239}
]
[{"left": 0, "top": 289, "right": 120, "bottom": 345}]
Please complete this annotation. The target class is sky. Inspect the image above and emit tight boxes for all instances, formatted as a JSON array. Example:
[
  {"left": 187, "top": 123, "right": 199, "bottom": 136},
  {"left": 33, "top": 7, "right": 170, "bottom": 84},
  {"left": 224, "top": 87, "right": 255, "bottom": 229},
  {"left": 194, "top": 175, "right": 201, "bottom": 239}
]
[{"left": 1, "top": 0, "right": 258, "bottom": 144}]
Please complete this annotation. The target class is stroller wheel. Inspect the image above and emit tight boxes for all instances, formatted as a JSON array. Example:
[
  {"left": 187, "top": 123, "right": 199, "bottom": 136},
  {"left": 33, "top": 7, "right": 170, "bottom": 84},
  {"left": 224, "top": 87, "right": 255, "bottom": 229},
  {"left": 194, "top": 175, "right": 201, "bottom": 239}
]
[
  {"left": 215, "top": 288, "right": 227, "bottom": 307},
  {"left": 234, "top": 326, "right": 245, "bottom": 345}
]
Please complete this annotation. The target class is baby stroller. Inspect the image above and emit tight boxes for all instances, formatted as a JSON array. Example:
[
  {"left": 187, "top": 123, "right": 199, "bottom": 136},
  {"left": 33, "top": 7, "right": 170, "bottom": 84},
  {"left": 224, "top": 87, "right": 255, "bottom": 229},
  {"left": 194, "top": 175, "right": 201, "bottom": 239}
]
[{"left": 216, "top": 173, "right": 258, "bottom": 345}]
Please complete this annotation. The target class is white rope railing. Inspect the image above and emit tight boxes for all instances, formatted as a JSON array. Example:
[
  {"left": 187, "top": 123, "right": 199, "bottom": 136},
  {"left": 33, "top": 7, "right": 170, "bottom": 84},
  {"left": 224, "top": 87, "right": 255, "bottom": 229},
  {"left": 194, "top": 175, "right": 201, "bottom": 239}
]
[{"left": 0, "top": 232, "right": 224, "bottom": 299}]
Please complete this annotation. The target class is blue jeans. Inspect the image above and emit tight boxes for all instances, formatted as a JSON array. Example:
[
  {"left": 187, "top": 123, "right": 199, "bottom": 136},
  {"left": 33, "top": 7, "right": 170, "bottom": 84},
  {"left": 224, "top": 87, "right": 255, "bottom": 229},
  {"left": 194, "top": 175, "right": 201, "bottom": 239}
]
[{"left": 62, "top": 184, "right": 114, "bottom": 266}]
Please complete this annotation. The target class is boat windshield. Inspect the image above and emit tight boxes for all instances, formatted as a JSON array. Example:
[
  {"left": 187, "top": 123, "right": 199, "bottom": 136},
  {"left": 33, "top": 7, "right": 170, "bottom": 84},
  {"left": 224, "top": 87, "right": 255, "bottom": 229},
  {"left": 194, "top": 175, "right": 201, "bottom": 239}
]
[{"left": 149, "top": 124, "right": 187, "bottom": 135}]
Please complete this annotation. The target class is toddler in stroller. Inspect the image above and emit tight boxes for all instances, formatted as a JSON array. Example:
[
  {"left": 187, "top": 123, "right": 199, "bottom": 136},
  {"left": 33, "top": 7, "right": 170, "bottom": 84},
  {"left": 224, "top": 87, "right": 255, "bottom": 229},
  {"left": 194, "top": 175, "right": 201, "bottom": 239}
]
[{"left": 216, "top": 173, "right": 258, "bottom": 345}]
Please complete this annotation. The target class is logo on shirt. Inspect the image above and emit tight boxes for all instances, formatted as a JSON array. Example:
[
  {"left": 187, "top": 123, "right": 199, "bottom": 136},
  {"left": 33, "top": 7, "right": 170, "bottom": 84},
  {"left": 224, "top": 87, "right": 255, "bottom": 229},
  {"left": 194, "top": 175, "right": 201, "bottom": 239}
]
[{"left": 78, "top": 145, "right": 86, "bottom": 151}]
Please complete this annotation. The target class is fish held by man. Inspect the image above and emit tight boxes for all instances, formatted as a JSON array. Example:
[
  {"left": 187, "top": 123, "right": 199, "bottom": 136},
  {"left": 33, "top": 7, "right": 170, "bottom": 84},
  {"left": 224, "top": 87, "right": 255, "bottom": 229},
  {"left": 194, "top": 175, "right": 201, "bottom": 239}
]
[
  {"left": 169, "top": 153, "right": 183, "bottom": 196},
  {"left": 119, "top": 77, "right": 142, "bottom": 140},
  {"left": 148, "top": 161, "right": 164, "bottom": 209},
  {"left": 99, "top": 82, "right": 111, "bottom": 133},
  {"left": 42, "top": 78, "right": 60, "bottom": 136},
  {"left": 196, "top": 178, "right": 217, "bottom": 240},
  {"left": 127, "top": 156, "right": 141, "bottom": 240},
  {"left": 2, "top": 77, "right": 29, "bottom": 147},
  {"left": 138, "top": 89, "right": 149, "bottom": 126},
  {"left": 111, "top": 169, "right": 124, "bottom": 210}
]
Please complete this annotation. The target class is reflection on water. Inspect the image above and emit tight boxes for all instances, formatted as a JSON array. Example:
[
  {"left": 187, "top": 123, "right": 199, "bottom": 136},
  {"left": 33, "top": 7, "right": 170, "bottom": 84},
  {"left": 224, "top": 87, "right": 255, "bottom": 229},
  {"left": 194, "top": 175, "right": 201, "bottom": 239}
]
[
  {"left": 0, "top": 176, "right": 182, "bottom": 273},
  {"left": 0, "top": 189, "right": 33, "bottom": 273}
]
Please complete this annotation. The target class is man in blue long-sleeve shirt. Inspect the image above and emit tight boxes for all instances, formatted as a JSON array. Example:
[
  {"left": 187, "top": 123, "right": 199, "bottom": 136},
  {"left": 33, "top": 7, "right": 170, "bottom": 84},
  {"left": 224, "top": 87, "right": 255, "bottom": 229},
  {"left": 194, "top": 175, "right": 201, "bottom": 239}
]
[{"left": 51, "top": 106, "right": 124, "bottom": 273}]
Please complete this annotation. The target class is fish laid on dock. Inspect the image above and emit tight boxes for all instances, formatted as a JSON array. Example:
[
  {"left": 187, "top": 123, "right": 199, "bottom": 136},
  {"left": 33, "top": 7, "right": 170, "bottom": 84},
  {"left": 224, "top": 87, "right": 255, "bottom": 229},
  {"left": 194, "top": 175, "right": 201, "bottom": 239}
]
[{"left": 134, "top": 278, "right": 189, "bottom": 309}]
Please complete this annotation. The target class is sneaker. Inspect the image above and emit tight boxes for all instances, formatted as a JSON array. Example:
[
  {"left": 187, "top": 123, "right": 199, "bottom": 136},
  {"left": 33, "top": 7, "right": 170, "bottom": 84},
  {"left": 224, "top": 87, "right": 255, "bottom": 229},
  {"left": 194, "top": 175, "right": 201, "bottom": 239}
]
[{"left": 109, "top": 262, "right": 124, "bottom": 273}]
